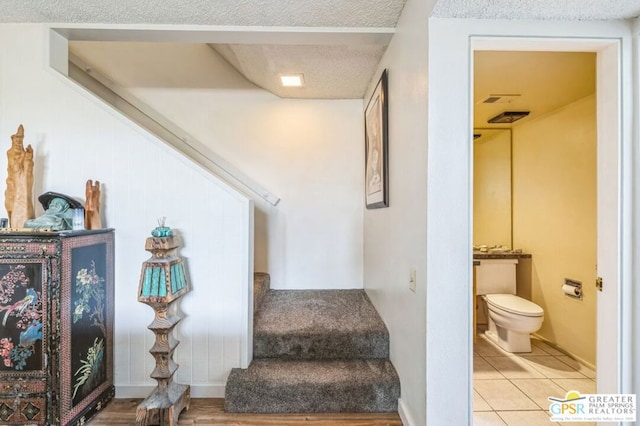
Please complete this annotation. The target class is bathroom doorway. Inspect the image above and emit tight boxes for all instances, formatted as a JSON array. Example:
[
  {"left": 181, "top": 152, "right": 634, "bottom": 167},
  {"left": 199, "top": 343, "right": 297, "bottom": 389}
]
[
  {"left": 471, "top": 40, "right": 623, "bottom": 424},
  {"left": 424, "top": 21, "right": 632, "bottom": 425},
  {"left": 473, "top": 51, "right": 598, "bottom": 359}
]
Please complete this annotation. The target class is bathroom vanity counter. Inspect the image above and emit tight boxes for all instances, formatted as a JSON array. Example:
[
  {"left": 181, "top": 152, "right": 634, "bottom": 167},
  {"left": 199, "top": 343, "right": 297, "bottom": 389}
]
[{"left": 473, "top": 251, "right": 531, "bottom": 260}]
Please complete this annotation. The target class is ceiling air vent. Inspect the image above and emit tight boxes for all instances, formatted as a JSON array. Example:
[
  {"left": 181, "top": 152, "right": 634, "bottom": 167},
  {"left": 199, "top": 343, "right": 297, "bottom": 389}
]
[
  {"left": 481, "top": 94, "right": 521, "bottom": 104},
  {"left": 487, "top": 111, "right": 530, "bottom": 124}
]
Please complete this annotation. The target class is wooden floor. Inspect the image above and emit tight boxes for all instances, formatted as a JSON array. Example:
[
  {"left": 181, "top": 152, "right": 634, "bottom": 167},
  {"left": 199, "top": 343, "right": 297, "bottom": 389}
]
[{"left": 88, "top": 398, "right": 403, "bottom": 425}]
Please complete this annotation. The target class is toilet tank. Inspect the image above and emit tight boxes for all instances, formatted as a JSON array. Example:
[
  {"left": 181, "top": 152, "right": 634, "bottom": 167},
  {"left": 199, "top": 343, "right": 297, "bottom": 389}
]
[{"left": 475, "top": 258, "right": 518, "bottom": 295}]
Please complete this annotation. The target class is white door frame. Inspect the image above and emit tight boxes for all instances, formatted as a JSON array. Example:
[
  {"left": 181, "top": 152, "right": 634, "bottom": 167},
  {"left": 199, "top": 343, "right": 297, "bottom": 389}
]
[
  {"left": 426, "top": 18, "right": 634, "bottom": 425},
  {"left": 472, "top": 36, "right": 622, "bottom": 392}
]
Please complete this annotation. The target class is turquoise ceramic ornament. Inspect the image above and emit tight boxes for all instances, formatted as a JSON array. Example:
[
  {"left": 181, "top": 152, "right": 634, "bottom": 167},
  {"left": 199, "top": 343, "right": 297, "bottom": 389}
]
[
  {"left": 151, "top": 227, "right": 173, "bottom": 237},
  {"left": 151, "top": 217, "right": 174, "bottom": 237}
]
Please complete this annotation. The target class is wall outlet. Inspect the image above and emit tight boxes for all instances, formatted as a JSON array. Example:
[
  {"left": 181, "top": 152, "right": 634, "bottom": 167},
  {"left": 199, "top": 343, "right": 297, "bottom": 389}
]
[{"left": 409, "top": 268, "right": 416, "bottom": 293}]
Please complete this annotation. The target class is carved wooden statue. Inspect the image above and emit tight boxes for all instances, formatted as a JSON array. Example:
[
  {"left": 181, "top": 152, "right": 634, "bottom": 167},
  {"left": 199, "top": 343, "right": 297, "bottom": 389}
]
[
  {"left": 85, "top": 179, "right": 102, "bottom": 229},
  {"left": 136, "top": 230, "right": 191, "bottom": 426},
  {"left": 5, "top": 125, "right": 34, "bottom": 228}
]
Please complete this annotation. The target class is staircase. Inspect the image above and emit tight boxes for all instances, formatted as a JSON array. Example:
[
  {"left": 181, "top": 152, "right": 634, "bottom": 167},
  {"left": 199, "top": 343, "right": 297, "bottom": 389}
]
[{"left": 224, "top": 275, "right": 400, "bottom": 413}]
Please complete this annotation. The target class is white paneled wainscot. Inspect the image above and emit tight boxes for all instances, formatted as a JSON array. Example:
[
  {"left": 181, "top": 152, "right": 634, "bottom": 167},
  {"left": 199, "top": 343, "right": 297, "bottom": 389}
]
[{"left": 0, "top": 25, "right": 252, "bottom": 397}]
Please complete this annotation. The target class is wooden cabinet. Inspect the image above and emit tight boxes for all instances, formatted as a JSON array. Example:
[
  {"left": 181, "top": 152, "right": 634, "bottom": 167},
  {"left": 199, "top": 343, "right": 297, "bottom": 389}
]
[{"left": 0, "top": 230, "right": 114, "bottom": 425}]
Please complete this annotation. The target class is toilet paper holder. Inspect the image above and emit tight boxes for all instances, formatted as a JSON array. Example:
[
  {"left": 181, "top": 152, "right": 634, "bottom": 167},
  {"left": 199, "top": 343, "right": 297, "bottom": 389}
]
[{"left": 563, "top": 278, "right": 583, "bottom": 300}]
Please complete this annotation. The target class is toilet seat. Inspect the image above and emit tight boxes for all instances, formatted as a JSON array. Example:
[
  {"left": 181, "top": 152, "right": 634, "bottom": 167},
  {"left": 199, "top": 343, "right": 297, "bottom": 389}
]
[{"left": 485, "top": 294, "right": 543, "bottom": 317}]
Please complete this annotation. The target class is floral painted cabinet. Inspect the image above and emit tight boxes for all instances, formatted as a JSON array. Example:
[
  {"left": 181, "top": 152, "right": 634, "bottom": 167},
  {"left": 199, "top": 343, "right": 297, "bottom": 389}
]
[{"left": 0, "top": 229, "right": 114, "bottom": 425}]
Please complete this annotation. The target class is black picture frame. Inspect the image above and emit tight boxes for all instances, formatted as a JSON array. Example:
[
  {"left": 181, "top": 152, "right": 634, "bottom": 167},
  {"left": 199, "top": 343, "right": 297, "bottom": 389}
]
[{"left": 365, "top": 69, "right": 389, "bottom": 209}]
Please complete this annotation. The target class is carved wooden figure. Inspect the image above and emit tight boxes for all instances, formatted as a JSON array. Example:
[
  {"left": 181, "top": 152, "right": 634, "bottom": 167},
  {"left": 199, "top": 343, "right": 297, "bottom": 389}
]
[
  {"left": 85, "top": 179, "right": 102, "bottom": 230},
  {"left": 5, "top": 125, "right": 34, "bottom": 228},
  {"left": 136, "top": 233, "right": 190, "bottom": 426}
]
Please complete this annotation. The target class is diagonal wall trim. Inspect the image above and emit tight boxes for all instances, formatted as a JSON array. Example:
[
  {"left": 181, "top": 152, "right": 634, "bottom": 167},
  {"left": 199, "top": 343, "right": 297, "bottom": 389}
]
[{"left": 67, "top": 52, "right": 280, "bottom": 206}]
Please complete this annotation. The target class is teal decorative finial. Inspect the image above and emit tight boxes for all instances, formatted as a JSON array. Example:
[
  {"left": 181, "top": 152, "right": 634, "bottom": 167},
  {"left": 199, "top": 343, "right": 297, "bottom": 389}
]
[{"left": 151, "top": 216, "right": 173, "bottom": 237}]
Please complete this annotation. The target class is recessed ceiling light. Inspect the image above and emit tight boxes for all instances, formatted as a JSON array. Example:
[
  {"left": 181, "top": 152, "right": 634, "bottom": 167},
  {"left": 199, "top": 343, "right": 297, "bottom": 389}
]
[{"left": 280, "top": 74, "right": 304, "bottom": 87}]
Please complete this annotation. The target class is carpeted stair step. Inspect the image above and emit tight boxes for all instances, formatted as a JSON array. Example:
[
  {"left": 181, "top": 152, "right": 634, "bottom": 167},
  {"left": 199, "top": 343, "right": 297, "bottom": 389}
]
[
  {"left": 224, "top": 359, "right": 400, "bottom": 413},
  {"left": 225, "top": 288, "right": 400, "bottom": 413},
  {"left": 253, "top": 272, "right": 270, "bottom": 313},
  {"left": 253, "top": 290, "right": 389, "bottom": 359}
]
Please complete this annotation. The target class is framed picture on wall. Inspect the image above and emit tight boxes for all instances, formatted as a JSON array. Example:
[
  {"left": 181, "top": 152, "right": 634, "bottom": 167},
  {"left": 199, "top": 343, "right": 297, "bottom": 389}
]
[{"left": 365, "top": 69, "right": 389, "bottom": 209}]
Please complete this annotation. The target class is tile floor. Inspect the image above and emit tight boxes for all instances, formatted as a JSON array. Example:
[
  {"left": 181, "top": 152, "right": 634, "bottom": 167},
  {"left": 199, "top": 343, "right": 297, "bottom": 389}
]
[{"left": 474, "top": 331, "right": 596, "bottom": 426}]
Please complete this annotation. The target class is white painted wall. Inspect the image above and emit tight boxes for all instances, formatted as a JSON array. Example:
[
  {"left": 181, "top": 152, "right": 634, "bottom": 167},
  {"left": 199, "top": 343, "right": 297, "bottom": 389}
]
[
  {"left": 362, "top": 0, "right": 434, "bottom": 424},
  {"left": 68, "top": 42, "right": 364, "bottom": 290},
  {"left": 428, "top": 17, "right": 635, "bottom": 424},
  {"left": 0, "top": 25, "right": 253, "bottom": 397}
]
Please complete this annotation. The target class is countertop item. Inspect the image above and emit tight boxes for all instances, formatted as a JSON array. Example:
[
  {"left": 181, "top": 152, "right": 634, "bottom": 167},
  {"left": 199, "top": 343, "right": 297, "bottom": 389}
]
[{"left": 473, "top": 251, "right": 532, "bottom": 259}]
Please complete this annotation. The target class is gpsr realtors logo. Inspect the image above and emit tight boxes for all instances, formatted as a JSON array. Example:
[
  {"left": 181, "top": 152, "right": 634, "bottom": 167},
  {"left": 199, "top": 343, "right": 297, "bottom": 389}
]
[{"left": 548, "top": 390, "right": 636, "bottom": 422}]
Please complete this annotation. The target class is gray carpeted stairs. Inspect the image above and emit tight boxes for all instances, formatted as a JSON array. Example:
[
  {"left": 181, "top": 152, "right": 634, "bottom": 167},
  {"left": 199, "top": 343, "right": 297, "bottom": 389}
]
[{"left": 224, "top": 275, "right": 400, "bottom": 413}]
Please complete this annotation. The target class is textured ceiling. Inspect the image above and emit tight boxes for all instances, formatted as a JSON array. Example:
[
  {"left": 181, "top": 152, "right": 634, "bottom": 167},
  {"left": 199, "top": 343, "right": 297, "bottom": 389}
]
[
  {"left": 474, "top": 51, "right": 596, "bottom": 129},
  {"left": 3, "top": 0, "right": 638, "bottom": 25},
  {"left": 4, "top": 0, "right": 638, "bottom": 99},
  {"left": 0, "top": 0, "right": 406, "bottom": 27},
  {"left": 1, "top": 0, "right": 404, "bottom": 99},
  {"left": 212, "top": 44, "right": 387, "bottom": 99},
  {"left": 433, "top": 0, "right": 640, "bottom": 20}
]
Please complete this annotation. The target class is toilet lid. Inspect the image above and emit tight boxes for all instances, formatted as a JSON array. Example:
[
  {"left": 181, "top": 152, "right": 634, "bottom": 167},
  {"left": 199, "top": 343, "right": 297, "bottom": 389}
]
[{"left": 485, "top": 294, "right": 544, "bottom": 317}]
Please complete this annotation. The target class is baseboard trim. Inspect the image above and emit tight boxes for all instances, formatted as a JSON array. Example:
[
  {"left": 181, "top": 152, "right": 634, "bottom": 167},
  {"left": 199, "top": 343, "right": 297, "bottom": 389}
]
[
  {"left": 116, "top": 384, "right": 226, "bottom": 398},
  {"left": 398, "top": 398, "right": 415, "bottom": 426},
  {"left": 115, "top": 385, "right": 154, "bottom": 398}
]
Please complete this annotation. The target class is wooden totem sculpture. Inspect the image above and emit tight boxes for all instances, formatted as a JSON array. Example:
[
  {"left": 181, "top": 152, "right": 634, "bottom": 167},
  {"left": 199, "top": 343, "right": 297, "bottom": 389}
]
[
  {"left": 85, "top": 179, "right": 102, "bottom": 229},
  {"left": 136, "top": 225, "right": 190, "bottom": 426},
  {"left": 5, "top": 125, "right": 34, "bottom": 228}
]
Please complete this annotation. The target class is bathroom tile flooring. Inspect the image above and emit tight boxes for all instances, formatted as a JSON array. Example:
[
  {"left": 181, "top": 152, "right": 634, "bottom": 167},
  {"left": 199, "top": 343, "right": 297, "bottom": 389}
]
[{"left": 474, "top": 331, "right": 596, "bottom": 426}]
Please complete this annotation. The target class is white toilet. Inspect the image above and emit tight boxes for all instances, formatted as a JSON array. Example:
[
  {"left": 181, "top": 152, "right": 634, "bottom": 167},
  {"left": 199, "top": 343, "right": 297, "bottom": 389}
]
[{"left": 476, "top": 258, "right": 544, "bottom": 353}]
